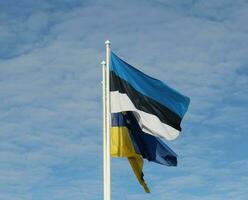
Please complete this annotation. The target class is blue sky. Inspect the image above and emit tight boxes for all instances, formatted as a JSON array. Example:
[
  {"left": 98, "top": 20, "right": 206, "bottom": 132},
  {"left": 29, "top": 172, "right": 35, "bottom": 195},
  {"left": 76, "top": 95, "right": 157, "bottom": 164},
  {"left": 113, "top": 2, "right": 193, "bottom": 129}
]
[{"left": 0, "top": 0, "right": 248, "bottom": 199}]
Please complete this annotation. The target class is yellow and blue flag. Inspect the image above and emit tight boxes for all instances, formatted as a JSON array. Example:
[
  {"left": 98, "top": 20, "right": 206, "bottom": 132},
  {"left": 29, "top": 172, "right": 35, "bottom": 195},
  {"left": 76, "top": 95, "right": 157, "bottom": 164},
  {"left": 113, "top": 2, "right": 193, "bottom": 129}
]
[
  {"left": 111, "top": 112, "right": 150, "bottom": 193},
  {"left": 111, "top": 112, "right": 178, "bottom": 192}
]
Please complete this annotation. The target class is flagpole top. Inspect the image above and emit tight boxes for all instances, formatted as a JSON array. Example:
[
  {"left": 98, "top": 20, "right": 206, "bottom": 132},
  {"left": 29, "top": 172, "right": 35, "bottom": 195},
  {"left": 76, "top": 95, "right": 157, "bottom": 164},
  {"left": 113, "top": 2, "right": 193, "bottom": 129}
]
[
  {"left": 101, "top": 60, "right": 106, "bottom": 65},
  {"left": 105, "top": 40, "right": 111, "bottom": 45}
]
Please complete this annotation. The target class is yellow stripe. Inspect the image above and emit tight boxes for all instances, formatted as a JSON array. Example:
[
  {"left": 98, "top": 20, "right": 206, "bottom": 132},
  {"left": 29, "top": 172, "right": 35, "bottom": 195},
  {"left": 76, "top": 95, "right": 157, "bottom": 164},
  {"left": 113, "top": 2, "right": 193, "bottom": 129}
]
[
  {"left": 111, "top": 126, "right": 150, "bottom": 193},
  {"left": 128, "top": 156, "right": 150, "bottom": 193},
  {"left": 111, "top": 127, "right": 136, "bottom": 157}
]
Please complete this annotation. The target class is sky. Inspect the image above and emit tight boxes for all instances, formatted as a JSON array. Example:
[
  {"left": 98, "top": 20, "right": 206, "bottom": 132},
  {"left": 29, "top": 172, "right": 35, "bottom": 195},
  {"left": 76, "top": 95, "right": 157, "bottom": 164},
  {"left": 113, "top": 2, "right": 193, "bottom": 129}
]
[{"left": 0, "top": 0, "right": 248, "bottom": 199}]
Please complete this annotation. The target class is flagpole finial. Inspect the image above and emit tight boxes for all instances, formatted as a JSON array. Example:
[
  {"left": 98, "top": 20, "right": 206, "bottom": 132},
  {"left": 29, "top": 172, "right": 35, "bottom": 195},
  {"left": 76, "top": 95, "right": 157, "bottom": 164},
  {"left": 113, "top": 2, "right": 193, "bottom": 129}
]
[
  {"left": 101, "top": 60, "right": 106, "bottom": 65},
  {"left": 105, "top": 40, "right": 111, "bottom": 45}
]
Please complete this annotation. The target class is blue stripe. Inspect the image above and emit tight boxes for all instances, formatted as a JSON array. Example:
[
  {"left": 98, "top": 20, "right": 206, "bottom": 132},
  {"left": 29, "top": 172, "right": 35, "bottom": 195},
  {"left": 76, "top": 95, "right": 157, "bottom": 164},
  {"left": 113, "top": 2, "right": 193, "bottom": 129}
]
[
  {"left": 112, "top": 112, "right": 177, "bottom": 166},
  {"left": 110, "top": 52, "right": 190, "bottom": 118},
  {"left": 111, "top": 112, "right": 126, "bottom": 126}
]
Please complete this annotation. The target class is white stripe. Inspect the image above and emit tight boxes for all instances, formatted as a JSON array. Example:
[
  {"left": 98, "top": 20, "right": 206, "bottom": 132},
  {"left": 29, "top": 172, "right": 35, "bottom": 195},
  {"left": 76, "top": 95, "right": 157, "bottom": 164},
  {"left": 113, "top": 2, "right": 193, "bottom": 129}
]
[{"left": 110, "top": 91, "right": 180, "bottom": 140}]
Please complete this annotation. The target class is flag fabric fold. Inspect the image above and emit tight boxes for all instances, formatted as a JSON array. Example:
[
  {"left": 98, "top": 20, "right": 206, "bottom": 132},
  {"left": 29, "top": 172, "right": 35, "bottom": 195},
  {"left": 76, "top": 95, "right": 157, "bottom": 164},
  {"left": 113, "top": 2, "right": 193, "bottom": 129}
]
[
  {"left": 110, "top": 52, "right": 190, "bottom": 140},
  {"left": 124, "top": 112, "right": 177, "bottom": 166}
]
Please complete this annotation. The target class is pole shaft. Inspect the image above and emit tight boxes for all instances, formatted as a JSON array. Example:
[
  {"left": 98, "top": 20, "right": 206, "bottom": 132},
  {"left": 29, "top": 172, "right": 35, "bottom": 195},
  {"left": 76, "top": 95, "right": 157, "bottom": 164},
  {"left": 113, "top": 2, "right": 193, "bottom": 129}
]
[
  {"left": 105, "top": 40, "right": 111, "bottom": 200},
  {"left": 102, "top": 61, "right": 107, "bottom": 200}
]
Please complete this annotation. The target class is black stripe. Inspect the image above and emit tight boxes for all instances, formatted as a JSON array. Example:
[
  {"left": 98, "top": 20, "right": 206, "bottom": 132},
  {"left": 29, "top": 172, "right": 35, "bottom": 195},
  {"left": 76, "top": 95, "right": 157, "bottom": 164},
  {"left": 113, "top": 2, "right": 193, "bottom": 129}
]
[{"left": 110, "top": 71, "right": 182, "bottom": 131}]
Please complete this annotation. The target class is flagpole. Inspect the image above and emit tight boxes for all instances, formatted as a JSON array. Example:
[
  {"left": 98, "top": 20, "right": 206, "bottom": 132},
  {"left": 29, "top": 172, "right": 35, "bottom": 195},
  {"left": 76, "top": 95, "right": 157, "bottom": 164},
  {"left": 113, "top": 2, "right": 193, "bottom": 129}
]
[
  {"left": 105, "top": 40, "right": 111, "bottom": 200},
  {"left": 101, "top": 60, "right": 107, "bottom": 200}
]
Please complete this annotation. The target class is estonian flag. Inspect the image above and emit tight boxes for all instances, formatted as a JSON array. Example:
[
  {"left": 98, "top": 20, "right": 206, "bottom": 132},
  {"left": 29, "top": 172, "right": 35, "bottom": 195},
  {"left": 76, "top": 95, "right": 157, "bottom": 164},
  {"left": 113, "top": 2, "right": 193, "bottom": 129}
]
[{"left": 110, "top": 52, "right": 190, "bottom": 140}]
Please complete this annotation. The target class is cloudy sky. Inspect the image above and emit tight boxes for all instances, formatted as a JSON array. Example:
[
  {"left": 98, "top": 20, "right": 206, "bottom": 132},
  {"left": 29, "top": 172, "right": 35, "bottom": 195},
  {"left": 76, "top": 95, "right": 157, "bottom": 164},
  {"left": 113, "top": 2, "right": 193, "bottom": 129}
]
[{"left": 0, "top": 0, "right": 248, "bottom": 199}]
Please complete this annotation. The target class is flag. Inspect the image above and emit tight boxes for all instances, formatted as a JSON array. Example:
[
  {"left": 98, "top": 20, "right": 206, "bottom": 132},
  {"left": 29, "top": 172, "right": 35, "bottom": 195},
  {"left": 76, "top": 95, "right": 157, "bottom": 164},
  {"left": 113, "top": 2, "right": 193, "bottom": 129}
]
[
  {"left": 111, "top": 112, "right": 150, "bottom": 193},
  {"left": 111, "top": 112, "right": 178, "bottom": 192},
  {"left": 110, "top": 52, "right": 190, "bottom": 140},
  {"left": 124, "top": 111, "right": 177, "bottom": 166}
]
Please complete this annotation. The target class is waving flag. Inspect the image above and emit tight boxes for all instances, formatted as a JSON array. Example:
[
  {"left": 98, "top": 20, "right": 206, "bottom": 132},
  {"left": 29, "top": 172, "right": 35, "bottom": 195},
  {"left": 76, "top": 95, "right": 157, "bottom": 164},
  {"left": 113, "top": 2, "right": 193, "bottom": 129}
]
[
  {"left": 110, "top": 52, "right": 190, "bottom": 140},
  {"left": 111, "top": 112, "right": 178, "bottom": 192},
  {"left": 111, "top": 112, "right": 150, "bottom": 193},
  {"left": 124, "top": 111, "right": 177, "bottom": 166}
]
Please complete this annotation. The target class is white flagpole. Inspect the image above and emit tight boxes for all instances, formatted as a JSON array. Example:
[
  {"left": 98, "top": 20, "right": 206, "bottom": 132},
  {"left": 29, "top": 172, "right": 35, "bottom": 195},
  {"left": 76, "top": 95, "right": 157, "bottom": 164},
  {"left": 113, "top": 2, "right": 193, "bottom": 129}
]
[
  {"left": 101, "top": 60, "right": 107, "bottom": 200},
  {"left": 105, "top": 40, "right": 111, "bottom": 200}
]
